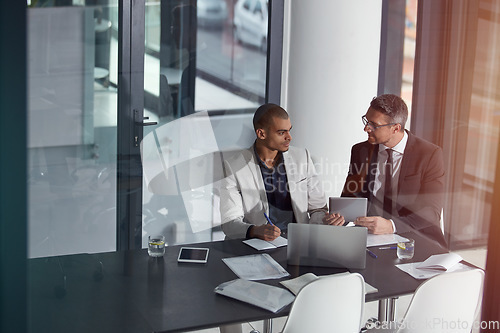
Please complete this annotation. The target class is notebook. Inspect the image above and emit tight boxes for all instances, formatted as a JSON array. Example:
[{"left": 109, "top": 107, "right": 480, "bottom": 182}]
[
  {"left": 329, "top": 197, "right": 368, "bottom": 223},
  {"left": 243, "top": 236, "right": 287, "bottom": 250},
  {"left": 287, "top": 223, "right": 367, "bottom": 269}
]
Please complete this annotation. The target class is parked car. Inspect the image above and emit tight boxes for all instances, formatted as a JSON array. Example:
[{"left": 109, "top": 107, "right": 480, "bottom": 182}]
[
  {"left": 233, "top": 0, "right": 268, "bottom": 52},
  {"left": 197, "top": 0, "right": 228, "bottom": 29}
]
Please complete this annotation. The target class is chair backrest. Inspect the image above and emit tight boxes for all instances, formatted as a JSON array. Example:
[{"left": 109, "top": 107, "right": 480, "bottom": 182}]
[
  {"left": 281, "top": 272, "right": 365, "bottom": 333},
  {"left": 397, "top": 269, "right": 484, "bottom": 333}
]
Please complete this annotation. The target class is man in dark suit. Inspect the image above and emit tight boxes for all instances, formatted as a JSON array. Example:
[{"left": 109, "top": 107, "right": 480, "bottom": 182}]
[{"left": 342, "top": 94, "right": 446, "bottom": 246}]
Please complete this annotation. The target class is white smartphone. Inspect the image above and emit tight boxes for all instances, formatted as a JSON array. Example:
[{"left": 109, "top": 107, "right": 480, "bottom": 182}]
[{"left": 177, "top": 247, "right": 210, "bottom": 263}]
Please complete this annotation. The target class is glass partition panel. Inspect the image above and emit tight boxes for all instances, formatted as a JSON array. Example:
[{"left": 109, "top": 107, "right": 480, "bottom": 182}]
[
  {"left": 141, "top": 0, "right": 267, "bottom": 246},
  {"left": 451, "top": 0, "right": 500, "bottom": 248},
  {"left": 402, "top": 0, "right": 417, "bottom": 127},
  {"left": 27, "top": 0, "right": 118, "bottom": 258}
]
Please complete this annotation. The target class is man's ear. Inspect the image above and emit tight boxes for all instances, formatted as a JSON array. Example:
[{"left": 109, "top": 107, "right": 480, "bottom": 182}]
[
  {"left": 256, "top": 128, "right": 266, "bottom": 139},
  {"left": 395, "top": 123, "right": 402, "bottom": 133}
]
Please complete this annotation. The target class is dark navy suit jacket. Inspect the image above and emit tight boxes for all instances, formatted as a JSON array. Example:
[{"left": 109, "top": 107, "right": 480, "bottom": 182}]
[{"left": 342, "top": 130, "right": 447, "bottom": 247}]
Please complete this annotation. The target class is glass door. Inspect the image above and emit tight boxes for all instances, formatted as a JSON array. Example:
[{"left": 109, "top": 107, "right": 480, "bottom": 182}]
[
  {"left": 140, "top": 0, "right": 269, "bottom": 247},
  {"left": 27, "top": 0, "right": 120, "bottom": 257}
]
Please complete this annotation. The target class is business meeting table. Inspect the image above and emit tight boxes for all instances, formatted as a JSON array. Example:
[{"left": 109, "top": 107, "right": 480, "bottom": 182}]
[{"left": 28, "top": 231, "right": 457, "bottom": 333}]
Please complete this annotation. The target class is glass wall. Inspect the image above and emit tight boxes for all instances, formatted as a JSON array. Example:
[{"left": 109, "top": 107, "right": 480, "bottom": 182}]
[
  {"left": 27, "top": 0, "right": 118, "bottom": 257},
  {"left": 25, "top": 0, "right": 272, "bottom": 253},
  {"left": 413, "top": 0, "right": 500, "bottom": 251},
  {"left": 377, "top": 0, "right": 417, "bottom": 127},
  {"left": 447, "top": 0, "right": 500, "bottom": 248},
  {"left": 140, "top": 0, "right": 269, "bottom": 247},
  {"left": 402, "top": 0, "right": 417, "bottom": 127}
]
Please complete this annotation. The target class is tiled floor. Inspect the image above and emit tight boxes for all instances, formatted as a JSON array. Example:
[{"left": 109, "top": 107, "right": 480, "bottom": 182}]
[{"left": 185, "top": 247, "right": 487, "bottom": 333}]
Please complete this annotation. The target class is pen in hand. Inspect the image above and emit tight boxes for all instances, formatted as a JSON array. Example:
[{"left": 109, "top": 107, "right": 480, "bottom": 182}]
[{"left": 263, "top": 212, "right": 275, "bottom": 226}]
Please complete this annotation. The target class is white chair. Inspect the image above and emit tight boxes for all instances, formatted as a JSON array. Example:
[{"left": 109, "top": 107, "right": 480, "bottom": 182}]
[
  {"left": 281, "top": 273, "right": 365, "bottom": 333},
  {"left": 368, "top": 268, "right": 484, "bottom": 332}
]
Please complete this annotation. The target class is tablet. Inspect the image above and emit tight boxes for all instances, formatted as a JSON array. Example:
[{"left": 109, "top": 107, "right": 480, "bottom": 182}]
[
  {"left": 329, "top": 197, "right": 367, "bottom": 223},
  {"left": 177, "top": 247, "right": 209, "bottom": 263}
]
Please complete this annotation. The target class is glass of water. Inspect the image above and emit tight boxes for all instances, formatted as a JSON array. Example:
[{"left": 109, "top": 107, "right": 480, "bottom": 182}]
[
  {"left": 148, "top": 235, "right": 166, "bottom": 257},
  {"left": 397, "top": 238, "right": 415, "bottom": 260}
]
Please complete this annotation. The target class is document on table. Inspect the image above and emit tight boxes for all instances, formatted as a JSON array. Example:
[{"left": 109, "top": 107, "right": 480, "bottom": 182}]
[
  {"left": 214, "top": 279, "right": 295, "bottom": 313},
  {"left": 280, "top": 272, "right": 348, "bottom": 295},
  {"left": 417, "top": 252, "right": 463, "bottom": 271},
  {"left": 243, "top": 236, "right": 288, "bottom": 250},
  {"left": 396, "top": 262, "right": 473, "bottom": 279},
  {"left": 222, "top": 253, "right": 290, "bottom": 280},
  {"left": 280, "top": 272, "right": 378, "bottom": 295},
  {"left": 367, "top": 234, "right": 409, "bottom": 247}
]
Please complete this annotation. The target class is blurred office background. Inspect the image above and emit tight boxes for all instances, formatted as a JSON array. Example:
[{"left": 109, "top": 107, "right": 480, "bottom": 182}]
[{"left": 1, "top": 0, "right": 500, "bottom": 331}]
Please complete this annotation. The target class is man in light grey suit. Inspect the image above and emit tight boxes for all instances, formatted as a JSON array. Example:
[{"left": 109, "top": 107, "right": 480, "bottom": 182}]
[
  {"left": 219, "top": 103, "right": 342, "bottom": 333},
  {"left": 220, "top": 103, "right": 343, "bottom": 241}
]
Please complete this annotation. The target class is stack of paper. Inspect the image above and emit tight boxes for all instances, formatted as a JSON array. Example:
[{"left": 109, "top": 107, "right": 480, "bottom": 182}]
[
  {"left": 222, "top": 253, "right": 290, "bottom": 280},
  {"left": 215, "top": 279, "right": 295, "bottom": 313}
]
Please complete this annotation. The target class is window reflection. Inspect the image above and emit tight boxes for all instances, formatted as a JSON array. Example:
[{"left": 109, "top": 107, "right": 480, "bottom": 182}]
[
  {"left": 27, "top": 1, "right": 118, "bottom": 257},
  {"left": 142, "top": 0, "right": 268, "bottom": 246},
  {"left": 402, "top": 0, "right": 417, "bottom": 127},
  {"left": 451, "top": 0, "right": 500, "bottom": 248}
]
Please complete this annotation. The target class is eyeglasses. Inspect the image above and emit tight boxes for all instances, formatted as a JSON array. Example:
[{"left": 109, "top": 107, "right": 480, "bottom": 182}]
[{"left": 362, "top": 115, "right": 396, "bottom": 130}]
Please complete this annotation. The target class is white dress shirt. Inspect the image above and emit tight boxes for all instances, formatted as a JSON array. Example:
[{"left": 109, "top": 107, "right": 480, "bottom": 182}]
[{"left": 369, "top": 131, "right": 408, "bottom": 231}]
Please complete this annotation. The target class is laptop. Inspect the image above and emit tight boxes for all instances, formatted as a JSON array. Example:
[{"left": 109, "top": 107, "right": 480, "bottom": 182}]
[
  {"left": 329, "top": 197, "right": 368, "bottom": 223},
  {"left": 287, "top": 223, "right": 367, "bottom": 269}
]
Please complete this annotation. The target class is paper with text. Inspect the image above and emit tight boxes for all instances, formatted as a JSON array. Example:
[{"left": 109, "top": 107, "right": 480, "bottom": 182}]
[{"left": 222, "top": 253, "right": 290, "bottom": 280}]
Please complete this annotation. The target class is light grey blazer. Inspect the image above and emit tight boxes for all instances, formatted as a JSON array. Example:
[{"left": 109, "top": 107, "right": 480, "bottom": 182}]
[{"left": 219, "top": 146, "right": 327, "bottom": 239}]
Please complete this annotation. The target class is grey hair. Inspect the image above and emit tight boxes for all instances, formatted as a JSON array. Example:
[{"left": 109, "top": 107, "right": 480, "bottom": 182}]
[{"left": 370, "top": 94, "right": 408, "bottom": 130}]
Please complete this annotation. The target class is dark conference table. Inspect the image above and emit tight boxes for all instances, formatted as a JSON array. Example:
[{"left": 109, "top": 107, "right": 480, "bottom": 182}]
[{"left": 28, "top": 231, "right": 450, "bottom": 333}]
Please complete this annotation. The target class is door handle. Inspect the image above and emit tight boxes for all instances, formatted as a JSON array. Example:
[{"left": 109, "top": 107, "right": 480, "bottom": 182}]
[
  {"left": 134, "top": 109, "right": 157, "bottom": 146},
  {"left": 135, "top": 117, "right": 157, "bottom": 126},
  {"left": 134, "top": 109, "right": 157, "bottom": 126}
]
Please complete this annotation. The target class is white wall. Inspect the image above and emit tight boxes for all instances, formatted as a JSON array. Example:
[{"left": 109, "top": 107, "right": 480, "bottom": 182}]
[{"left": 281, "top": 0, "right": 382, "bottom": 198}]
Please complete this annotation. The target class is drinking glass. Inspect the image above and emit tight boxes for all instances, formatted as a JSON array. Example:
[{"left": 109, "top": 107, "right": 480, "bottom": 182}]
[
  {"left": 148, "top": 235, "right": 166, "bottom": 257},
  {"left": 397, "top": 238, "right": 415, "bottom": 260}
]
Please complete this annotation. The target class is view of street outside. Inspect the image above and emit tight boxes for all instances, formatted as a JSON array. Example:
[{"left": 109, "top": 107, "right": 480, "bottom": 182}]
[
  {"left": 140, "top": 0, "right": 270, "bottom": 245},
  {"left": 143, "top": 0, "right": 267, "bottom": 113}
]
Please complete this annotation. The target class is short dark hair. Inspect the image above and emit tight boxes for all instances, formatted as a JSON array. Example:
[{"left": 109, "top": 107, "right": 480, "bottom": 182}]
[
  {"left": 370, "top": 94, "right": 408, "bottom": 130},
  {"left": 253, "top": 103, "right": 289, "bottom": 131}
]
